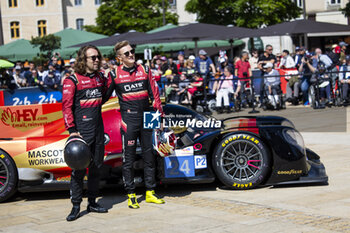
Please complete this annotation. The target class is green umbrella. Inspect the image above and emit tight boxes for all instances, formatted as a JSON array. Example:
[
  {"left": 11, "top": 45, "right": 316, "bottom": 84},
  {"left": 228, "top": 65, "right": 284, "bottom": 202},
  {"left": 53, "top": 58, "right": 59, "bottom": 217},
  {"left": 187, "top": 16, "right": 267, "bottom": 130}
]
[{"left": 0, "top": 59, "right": 14, "bottom": 68}]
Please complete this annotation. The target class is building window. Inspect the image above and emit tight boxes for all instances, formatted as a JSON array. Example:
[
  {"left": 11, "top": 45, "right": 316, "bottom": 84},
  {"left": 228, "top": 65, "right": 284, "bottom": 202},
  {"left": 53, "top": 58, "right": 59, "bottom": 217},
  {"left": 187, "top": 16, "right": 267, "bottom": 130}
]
[
  {"left": 76, "top": 18, "right": 84, "bottom": 31},
  {"left": 169, "top": 0, "right": 176, "bottom": 6},
  {"left": 38, "top": 20, "right": 47, "bottom": 37},
  {"left": 329, "top": 0, "right": 341, "bottom": 4},
  {"left": 8, "top": 0, "right": 18, "bottom": 8},
  {"left": 36, "top": 0, "right": 45, "bottom": 6},
  {"left": 75, "top": 0, "right": 82, "bottom": 6},
  {"left": 294, "top": 0, "right": 302, "bottom": 7},
  {"left": 10, "top": 21, "right": 20, "bottom": 39},
  {"left": 95, "top": 0, "right": 101, "bottom": 5}
]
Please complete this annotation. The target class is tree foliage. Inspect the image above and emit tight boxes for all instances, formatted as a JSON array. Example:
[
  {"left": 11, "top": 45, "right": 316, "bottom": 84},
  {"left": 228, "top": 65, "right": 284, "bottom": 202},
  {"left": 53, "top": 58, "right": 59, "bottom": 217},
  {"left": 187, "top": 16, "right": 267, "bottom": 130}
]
[
  {"left": 85, "top": 0, "right": 178, "bottom": 36},
  {"left": 341, "top": 2, "right": 350, "bottom": 18},
  {"left": 185, "top": 0, "right": 302, "bottom": 28},
  {"left": 30, "top": 34, "right": 61, "bottom": 56}
]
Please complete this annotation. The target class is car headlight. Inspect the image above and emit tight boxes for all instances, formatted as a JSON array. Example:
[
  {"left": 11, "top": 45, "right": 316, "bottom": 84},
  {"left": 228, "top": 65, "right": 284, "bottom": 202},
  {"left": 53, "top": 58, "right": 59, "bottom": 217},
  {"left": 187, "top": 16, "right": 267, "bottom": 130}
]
[
  {"left": 282, "top": 129, "right": 305, "bottom": 154},
  {"left": 281, "top": 119, "right": 295, "bottom": 128}
]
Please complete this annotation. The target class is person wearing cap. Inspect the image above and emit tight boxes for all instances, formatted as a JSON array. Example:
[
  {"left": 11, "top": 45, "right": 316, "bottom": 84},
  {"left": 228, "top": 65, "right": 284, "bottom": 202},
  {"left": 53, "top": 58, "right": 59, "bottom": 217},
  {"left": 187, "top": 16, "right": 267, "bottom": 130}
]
[
  {"left": 69, "top": 58, "right": 76, "bottom": 70},
  {"left": 263, "top": 62, "right": 281, "bottom": 109},
  {"left": 294, "top": 47, "right": 305, "bottom": 70},
  {"left": 339, "top": 55, "right": 350, "bottom": 103},
  {"left": 194, "top": 49, "right": 216, "bottom": 78},
  {"left": 339, "top": 41, "right": 348, "bottom": 62},
  {"left": 322, "top": 47, "right": 339, "bottom": 91},
  {"left": 12, "top": 65, "right": 26, "bottom": 88}
]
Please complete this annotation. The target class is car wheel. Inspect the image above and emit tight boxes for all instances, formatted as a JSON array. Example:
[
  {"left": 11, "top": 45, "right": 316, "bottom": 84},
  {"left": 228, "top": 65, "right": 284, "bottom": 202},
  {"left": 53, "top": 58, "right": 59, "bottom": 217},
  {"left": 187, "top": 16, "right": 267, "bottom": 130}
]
[
  {"left": 208, "top": 99, "right": 216, "bottom": 112},
  {"left": 213, "top": 134, "right": 271, "bottom": 189},
  {"left": 0, "top": 150, "right": 18, "bottom": 202}
]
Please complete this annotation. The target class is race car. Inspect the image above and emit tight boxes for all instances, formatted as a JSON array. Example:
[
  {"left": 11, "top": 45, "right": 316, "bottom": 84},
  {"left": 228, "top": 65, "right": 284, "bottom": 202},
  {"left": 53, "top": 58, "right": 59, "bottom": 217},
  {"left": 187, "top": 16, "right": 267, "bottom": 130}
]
[{"left": 0, "top": 100, "right": 328, "bottom": 202}]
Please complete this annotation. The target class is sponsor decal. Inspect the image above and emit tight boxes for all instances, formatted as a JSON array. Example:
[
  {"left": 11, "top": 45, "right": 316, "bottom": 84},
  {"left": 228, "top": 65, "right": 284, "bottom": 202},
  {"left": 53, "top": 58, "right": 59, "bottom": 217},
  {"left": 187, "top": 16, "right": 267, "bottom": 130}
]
[
  {"left": 277, "top": 169, "right": 303, "bottom": 175},
  {"left": 81, "top": 80, "right": 90, "bottom": 84},
  {"left": 222, "top": 135, "right": 259, "bottom": 147},
  {"left": 127, "top": 140, "right": 135, "bottom": 146},
  {"left": 233, "top": 182, "right": 252, "bottom": 188},
  {"left": 124, "top": 83, "right": 143, "bottom": 91},
  {"left": 86, "top": 89, "right": 102, "bottom": 98},
  {"left": 27, "top": 150, "right": 65, "bottom": 166},
  {"left": 174, "top": 146, "right": 193, "bottom": 156}
]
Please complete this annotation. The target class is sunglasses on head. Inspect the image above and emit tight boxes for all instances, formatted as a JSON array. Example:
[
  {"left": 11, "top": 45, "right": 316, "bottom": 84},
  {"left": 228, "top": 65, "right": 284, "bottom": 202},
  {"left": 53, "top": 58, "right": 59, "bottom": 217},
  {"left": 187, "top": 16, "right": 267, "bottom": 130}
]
[
  {"left": 123, "top": 49, "right": 135, "bottom": 57},
  {"left": 87, "top": 55, "right": 101, "bottom": 61}
]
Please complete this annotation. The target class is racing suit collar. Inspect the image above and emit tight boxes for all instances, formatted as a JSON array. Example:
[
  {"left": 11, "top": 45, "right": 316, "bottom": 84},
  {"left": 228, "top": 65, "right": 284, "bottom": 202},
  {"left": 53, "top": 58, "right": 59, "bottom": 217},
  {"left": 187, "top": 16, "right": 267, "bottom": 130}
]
[
  {"left": 122, "top": 64, "right": 137, "bottom": 74},
  {"left": 85, "top": 72, "right": 97, "bottom": 78}
]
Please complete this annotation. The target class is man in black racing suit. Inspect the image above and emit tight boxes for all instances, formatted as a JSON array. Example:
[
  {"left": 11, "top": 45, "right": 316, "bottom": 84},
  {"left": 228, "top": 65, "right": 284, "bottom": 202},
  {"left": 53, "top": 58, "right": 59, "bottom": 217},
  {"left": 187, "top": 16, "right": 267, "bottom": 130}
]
[
  {"left": 104, "top": 40, "right": 165, "bottom": 208},
  {"left": 62, "top": 45, "right": 108, "bottom": 221}
]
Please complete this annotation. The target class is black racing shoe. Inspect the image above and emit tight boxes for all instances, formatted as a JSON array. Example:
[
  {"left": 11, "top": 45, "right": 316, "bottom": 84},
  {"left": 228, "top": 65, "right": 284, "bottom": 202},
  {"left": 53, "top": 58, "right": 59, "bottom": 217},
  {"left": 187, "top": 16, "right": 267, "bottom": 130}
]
[
  {"left": 66, "top": 206, "right": 80, "bottom": 221},
  {"left": 87, "top": 202, "right": 108, "bottom": 213}
]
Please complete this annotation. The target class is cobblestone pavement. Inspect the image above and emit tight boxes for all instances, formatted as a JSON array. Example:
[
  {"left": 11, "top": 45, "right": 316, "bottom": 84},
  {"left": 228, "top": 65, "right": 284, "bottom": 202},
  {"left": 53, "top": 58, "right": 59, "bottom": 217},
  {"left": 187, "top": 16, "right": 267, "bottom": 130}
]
[{"left": 0, "top": 107, "right": 349, "bottom": 233}]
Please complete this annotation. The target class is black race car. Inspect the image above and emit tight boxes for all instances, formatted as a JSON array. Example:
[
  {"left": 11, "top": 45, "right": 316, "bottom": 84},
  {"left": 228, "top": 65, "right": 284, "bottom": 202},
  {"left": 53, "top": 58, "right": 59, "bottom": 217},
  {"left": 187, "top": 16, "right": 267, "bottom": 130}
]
[{"left": 156, "top": 104, "right": 328, "bottom": 189}]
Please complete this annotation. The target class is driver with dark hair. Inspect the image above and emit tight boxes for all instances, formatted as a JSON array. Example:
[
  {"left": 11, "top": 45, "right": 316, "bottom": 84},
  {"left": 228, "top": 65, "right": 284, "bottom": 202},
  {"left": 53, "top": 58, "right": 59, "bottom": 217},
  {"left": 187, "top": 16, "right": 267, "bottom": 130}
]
[{"left": 62, "top": 45, "right": 109, "bottom": 221}]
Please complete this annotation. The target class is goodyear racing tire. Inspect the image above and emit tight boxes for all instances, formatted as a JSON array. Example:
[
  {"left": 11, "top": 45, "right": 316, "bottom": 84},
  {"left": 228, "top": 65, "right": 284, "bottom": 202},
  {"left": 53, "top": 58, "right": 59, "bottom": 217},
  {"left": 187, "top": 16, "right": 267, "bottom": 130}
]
[
  {"left": 0, "top": 150, "right": 18, "bottom": 202},
  {"left": 213, "top": 133, "right": 271, "bottom": 190}
]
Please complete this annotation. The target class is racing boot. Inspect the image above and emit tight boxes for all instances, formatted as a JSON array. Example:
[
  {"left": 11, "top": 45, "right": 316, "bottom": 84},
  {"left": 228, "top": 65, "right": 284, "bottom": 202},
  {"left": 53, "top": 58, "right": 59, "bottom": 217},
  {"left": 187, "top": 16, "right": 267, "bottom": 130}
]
[
  {"left": 66, "top": 204, "right": 80, "bottom": 221},
  {"left": 127, "top": 193, "right": 140, "bottom": 209},
  {"left": 145, "top": 190, "right": 165, "bottom": 204},
  {"left": 87, "top": 199, "right": 108, "bottom": 213}
]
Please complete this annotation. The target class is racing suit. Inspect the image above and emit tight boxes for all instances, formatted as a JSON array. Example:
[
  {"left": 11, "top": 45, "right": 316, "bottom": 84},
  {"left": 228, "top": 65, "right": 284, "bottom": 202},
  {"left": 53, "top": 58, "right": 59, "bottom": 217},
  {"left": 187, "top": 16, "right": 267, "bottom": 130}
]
[
  {"left": 62, "top": 72, "right": 108, "bottom": 205},
  {"left": 105, "top": 64, "right": 163, "bottom": 194}
]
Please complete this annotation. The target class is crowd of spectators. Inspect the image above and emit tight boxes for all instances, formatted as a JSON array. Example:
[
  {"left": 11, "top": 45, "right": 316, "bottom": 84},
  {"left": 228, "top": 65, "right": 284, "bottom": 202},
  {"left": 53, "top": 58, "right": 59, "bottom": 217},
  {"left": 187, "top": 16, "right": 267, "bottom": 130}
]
[{"left": 1, "top": 41, "right": 350, "bottom": 112}]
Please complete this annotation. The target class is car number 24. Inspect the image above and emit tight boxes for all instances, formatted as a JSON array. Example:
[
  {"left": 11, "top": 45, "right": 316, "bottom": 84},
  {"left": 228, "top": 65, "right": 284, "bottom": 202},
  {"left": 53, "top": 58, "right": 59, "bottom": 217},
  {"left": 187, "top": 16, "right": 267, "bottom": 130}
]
[{"left": 164, "top": 155, "right": 207, "bottom": 178}]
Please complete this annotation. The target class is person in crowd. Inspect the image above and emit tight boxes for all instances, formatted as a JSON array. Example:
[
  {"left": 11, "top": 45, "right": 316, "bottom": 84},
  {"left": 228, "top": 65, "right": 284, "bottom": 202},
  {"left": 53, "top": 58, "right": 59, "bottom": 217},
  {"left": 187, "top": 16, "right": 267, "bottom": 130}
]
[
  {"left": 165, "top": 70, "right": 180, "bottom": 103},
  {"left": 194, "top": 49, "right": 216, "bottom": 78},
  {"left": 61, "top": 63, "right": 72, "bottom": 80},
  {"left": 213, "top": 66, "right": 240, "bottom": 114},
  {"left": 62, "top": 45, "right": 109, "bottom": 221},
  {"left": 28, "top": 69, "right": 44, "bottom": 86},
  {"left": 294, "top": 47, "right": 305, "bottom": 70},
  {"left": 100, "top": 59, "right": 110, "bottom": 77},
  {"left": 299, "top": 53, "right": 316, "bottom": 105},
  {"left": 0, "top": 68, "right": 17, "bottom": 90},
  {"left": 37, "top": 64, "right": 48, "bottom": 79},
  {"left": 104, "top": 40, "right": 165, "bottom": 209},
  {"left": 13, "top": 65, "right": 26, "bottom": 88},
  {"left": 326, "top": 45, "right": 341, "bottom": 90},
  {"left": 24, "top": 62, "right": 36, "bottom": 83},
  {"left": 279, "top": 50, "right": 296, "bottom": 69},
  {"left": 162, "top": 57, "right": 178, "bottom": 75},
  {"left": 249, "top": 50, "right": 259, "bottom": 71},
  {"left": 339, "top": 55, "right": 350, "bottom": 103},
  {"left": 177, "top": 74, "right": 190, "bottom": 103},
  {"left": 235, "top": 51, "right": 252, "bottom": 107},
  {"left": 275, "top": 53, "right": 282, "bottom": 68},
  {"left": 339, "top": 41, "right": 348, "bottom": 62},
  {"left": 263, "top": 62, "right": 281, "bottom": 109},
  {"left": 49, "top": 52, "right": 65, "bottom": 73},
  {"left": 176, "top": 51, "right": 185, "bottom": 74},
  {"left": 185, "top": 73, "right": 203, "bottom": 105},
  {"left": 183, "top": 55, "right": 196, "bottom": 79},
  {"left": 258, "top": 45, "right": 276, "bottom": 105},
  {"left": 44, "top": 70, "right": 60, "bottom": 89},
  {"left": 69, "top": 58, "right": 76, "bottom": 71}
]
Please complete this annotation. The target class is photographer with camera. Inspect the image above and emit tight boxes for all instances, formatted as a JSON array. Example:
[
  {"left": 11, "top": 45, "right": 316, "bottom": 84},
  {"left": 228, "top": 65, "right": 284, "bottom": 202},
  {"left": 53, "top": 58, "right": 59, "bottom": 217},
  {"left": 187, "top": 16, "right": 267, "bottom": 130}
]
[{"left": 299, "top": 52, "right": 316, "bottom": 105}]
